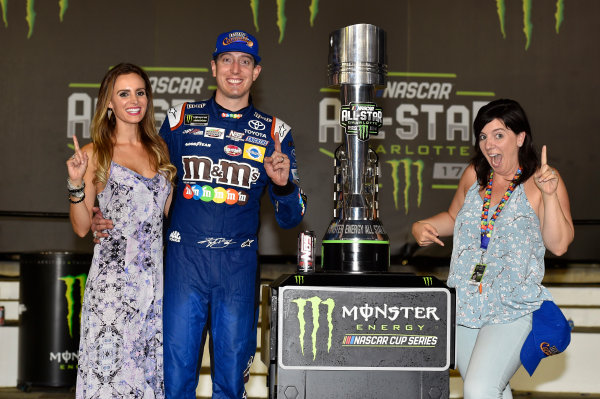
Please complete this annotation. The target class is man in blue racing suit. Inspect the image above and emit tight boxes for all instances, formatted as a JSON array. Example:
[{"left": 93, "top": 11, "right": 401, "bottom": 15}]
[
  {"left": 91, "top": 29, "right": 305, "bottom": 398},
  {"left": 161, "top": 30, "right": 305, "bottom": 398}
]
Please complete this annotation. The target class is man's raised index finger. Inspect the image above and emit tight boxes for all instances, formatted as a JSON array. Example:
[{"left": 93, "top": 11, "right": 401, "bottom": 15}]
[
  {"left": 273, "top": 132, "right": 282, "bottom": 153},
  {"left": 541, "top": 145, "right": 547, "bottom": 166}
]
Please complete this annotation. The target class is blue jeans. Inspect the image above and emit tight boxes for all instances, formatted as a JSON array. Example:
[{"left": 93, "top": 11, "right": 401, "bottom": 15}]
[{"left": 456, "top": 314, "right": 532, "bottom": 399}]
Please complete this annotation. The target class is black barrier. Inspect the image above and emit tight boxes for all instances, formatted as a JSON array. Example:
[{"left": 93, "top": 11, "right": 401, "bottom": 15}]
[{"left": 17, "top": 252, "right": 91, "bottom": 390}]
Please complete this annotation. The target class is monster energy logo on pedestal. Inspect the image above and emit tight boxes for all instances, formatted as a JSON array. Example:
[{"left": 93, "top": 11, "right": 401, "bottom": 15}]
[
  {"left": 279, "top": 286, "right": 451, "bottom": 370},
  {"left": 291, "top": 296, "right": 335, "bottom": 360}
]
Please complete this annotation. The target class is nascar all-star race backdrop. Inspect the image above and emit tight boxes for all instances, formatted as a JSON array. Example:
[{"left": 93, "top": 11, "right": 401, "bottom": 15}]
[{"left": 1, "top": 0, "right": 598, "bottom": 260}]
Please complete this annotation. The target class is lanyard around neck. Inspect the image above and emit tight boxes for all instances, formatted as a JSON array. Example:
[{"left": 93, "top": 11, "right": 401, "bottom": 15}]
[{"left": 480, "top": 167, "right": 522, "bottom": 250}]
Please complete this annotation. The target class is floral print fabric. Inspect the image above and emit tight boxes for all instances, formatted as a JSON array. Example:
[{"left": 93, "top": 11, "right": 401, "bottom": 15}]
[
  {"left": 76, "top": 162, "right": 170, "bottom": 399},
  {"left": 447, "top": 182, "right": 551, "bottom": 328}
]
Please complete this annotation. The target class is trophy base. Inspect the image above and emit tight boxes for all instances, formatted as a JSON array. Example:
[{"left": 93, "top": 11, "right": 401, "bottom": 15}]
[{"left": 321, "top": 240, "right": 389, "bottom": 273}]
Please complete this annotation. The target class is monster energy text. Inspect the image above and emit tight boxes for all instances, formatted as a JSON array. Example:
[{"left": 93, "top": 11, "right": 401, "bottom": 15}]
[{"left": 342, "top": 304, "right": 440, "bottom": 322}]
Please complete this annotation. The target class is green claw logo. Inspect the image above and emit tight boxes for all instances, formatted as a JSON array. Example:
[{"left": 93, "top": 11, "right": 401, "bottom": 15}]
[
  {"left": 496, "top": 0, "right": 565, "bottom": 49},
  {"left": 250, "top": 0, "right": 320, "bottom": 43},
  {"left": 1, "top": 0, "right": 565, "bottom": 49},
  {"left": 358, "top": 124, "right": 369, "bottom": 141},
  {"left": 0, "top": 0, "right": 69, "bottom": 38},
  {"left": 295, "top": 275, "right": 304, "bottom": 284},
  {"left": 386, "top": 158, "right": 424, "bottom": 215},
  {"left": 1, "top": 0, "right": 319, "bottom": 41},
  {"left": 291, "top": 296, "right": 335, "bottom": 360},
  {"left": 423, "top": 277, "right": 433, "bottom": 286},
  {"left": 59, "top": 273, "right": 86, "bottom": 338}
]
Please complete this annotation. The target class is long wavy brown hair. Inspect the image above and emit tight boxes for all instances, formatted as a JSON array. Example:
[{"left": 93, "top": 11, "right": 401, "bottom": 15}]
[{"left": 91, "top": 63, "right": 176, "bottom": 185}]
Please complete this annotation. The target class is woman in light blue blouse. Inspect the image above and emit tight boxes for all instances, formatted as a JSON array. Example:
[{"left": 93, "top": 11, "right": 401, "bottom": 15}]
[{"left": 411, "top": 99, "right": 574, "bottom": 399}]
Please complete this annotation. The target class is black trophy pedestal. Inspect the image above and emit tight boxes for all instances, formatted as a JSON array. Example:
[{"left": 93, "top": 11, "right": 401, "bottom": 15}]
[{"left": 265, "top": 273, "right": 456, "bottom": 399}]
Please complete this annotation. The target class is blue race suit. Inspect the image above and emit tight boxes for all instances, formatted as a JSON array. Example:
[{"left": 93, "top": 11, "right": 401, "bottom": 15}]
[{"left": 160, "top": 96, "right": 305, "bottom": 399}]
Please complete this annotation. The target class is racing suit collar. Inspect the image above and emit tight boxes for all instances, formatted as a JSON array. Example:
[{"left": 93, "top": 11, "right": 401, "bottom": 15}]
[{"left": 210, "top": 91, "right": 253, "bottom": 114}]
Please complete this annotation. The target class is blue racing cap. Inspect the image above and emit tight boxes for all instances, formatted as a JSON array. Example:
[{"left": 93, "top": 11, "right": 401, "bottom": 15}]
[
  {"left": 520, "top": 301, "right": 571, "bottom": 376},
  {"left": 212, "top": 30, "right": 261, "bottom": 64}
]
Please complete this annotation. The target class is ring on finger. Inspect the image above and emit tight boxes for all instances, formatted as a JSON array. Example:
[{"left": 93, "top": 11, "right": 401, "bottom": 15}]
[{"left": 93, "top": 231, "right": 98, "bottom": 239}]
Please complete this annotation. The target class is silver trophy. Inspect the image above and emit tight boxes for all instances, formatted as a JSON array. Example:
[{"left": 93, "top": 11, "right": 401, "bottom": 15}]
[{"left": 321, "top": 23, "right": 390, "bottom": 273}]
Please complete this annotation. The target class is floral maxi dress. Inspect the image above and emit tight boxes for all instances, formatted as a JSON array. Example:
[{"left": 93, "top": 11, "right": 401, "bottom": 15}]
[{"left": 76, "top": 162, "right": 170, "bottom": 399}]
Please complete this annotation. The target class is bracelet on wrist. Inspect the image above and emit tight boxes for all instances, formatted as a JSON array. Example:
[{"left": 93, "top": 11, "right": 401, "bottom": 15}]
[
  {"left": 69, "top": 188, "right": 85, "bottom": 198},
  {"left": 69, "top": 193, "right": 85, "bottom": 204},
  {"left": 68, "top": 188, "right": 84, "bottom": 196},
  {"left": 67, "top": 178, "right": 85, "bottom": 191}
]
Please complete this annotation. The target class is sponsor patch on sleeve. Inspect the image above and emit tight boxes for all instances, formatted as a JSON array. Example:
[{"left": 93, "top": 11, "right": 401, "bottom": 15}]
[
  {"left": 167, "top": 103, "right": 186, "bottom": 131},
  {"left": 271, "top": 117, "right": 291, "bottom": 143},
  {"left": 291, "top": 168, "right": 299, "bottom": 182}
]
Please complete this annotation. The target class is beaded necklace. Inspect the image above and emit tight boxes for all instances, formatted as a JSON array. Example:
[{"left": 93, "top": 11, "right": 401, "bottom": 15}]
[{"left": 480, "top": 167, "right": 522, "bottom": 250}]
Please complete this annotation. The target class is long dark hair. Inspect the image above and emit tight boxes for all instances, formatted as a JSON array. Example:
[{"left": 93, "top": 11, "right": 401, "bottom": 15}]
[{"left": 471, "top": 99, "right": 539, "bottom": 187}]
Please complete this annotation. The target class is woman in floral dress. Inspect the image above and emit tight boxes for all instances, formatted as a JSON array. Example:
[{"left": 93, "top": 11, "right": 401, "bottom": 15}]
[{"left": 66, "top": 63, "right": 176, "bottom": 398}]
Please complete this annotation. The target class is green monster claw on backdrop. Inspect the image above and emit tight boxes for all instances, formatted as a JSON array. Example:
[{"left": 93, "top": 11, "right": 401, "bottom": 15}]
[{"left": 2, "top": 0, "right": 564, "bottom": 47}]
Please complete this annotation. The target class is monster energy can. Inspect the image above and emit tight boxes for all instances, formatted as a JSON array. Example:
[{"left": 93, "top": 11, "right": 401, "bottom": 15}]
[{"left": 297, "top": 231, "right": 315, "bottom": 274}]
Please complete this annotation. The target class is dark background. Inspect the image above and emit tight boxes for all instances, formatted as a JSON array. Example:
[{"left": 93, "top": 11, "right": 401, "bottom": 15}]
[{"left": 0, "top": 0, "right": 597, "bottom": 260}]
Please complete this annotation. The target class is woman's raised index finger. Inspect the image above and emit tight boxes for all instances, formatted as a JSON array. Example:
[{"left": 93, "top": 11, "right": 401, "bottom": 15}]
[{"left": 73, "top": 134, "right": 80, "bottom": 152}]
